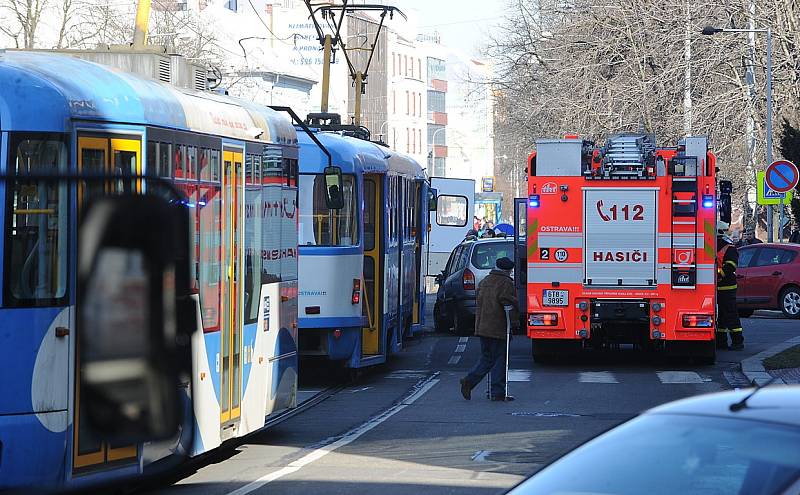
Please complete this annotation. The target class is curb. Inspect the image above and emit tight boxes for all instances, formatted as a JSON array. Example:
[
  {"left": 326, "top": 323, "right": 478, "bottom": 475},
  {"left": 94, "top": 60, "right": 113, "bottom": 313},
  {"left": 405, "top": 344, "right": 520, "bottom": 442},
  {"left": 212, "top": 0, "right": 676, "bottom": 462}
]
[{"left": 740, "top": 336, "right": 800, "bottom": 386}]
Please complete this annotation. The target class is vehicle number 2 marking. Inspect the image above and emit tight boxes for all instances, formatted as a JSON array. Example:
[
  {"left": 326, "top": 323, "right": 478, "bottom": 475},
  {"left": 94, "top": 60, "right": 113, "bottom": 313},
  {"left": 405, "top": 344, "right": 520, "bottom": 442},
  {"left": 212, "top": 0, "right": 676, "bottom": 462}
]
[{"left": 540, "top": 248, "right": 550, "bottom": 260}]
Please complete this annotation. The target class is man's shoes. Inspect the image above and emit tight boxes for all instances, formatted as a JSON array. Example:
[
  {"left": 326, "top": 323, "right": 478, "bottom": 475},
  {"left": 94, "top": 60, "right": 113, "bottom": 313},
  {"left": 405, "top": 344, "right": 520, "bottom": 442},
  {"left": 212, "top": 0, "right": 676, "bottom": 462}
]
[
  {"left": 730, "top": 343, "right": 744, "bottom": 351},
  {"left": 460, "top": 378, "right": 471, "bottom": 400},
  {"left": 491, "top": 395, "right": 515, "bottom": 402}
]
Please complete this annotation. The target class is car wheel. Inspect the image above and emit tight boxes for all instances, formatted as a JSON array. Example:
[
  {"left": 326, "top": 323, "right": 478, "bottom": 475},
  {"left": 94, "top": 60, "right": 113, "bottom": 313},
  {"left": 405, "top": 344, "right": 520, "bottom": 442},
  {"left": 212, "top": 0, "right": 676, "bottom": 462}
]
[
  {"left": 738, "top": 309, "right": 755, "bottom": 318},
  {"left": 433, "top": 304, "right": 450, "bottom": 333},
  {"left": 453, "top": 309, "right": 469, "bottom": 335},
  {"left": 779, "top": 286, "right": 800, "bottom": 319}
]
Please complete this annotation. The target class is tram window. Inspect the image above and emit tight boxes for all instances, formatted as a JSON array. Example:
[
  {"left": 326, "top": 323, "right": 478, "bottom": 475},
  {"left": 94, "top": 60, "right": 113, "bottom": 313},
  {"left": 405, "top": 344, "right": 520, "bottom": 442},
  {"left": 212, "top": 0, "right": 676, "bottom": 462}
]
[
  {"left": 113, "top": 149, "right": 136, "bottom": 193},
  {"left": 263, "top": 146, "right": 282, "bottom": 181},
  {"left": 198, "top": 185, "right": 221, "bottom": 331},
  {"left": 436, "top": 195, "right": 468, "bottom": 227},
  {"left": 4, "top": 135, "right": 68, "bottom": 306},
  {"left": 159, "top": 142, "right": 173, "bottom": 178},
  {"left": 209, "top": 149, "right": 220, "bottom": 181},
  {"left": 244, "top": 182, "right": 263, "bottom": 324},
  {"left": 298, "top": 174, "right": 358, "bottom": 246},
  {"left": 245, "top": 154, "right": 254, "bottom": 185},
  {"left": 147, "top": 141, "right": 157, "bottom": 175},
  {"left": 199, "top": 148, "right": 211, "bottom": 181},
  {"left": 81, "top": 148, "right": 106, "bottom": 203},
  {"left": 187, "top": 146, "right": 198, "bottom": 180},
  {"left": 364, "top": 179, "right": 376, "bottom": 251},
  {"left": 175, "top": 144, "right": 186, "bottom": 179}
]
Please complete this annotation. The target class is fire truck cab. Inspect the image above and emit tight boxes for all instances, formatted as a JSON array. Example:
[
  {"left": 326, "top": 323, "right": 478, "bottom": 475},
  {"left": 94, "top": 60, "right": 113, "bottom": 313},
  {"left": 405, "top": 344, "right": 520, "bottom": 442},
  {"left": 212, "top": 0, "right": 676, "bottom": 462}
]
[{"left": 526, "top": 134, "right": 731, "bottom": 363}]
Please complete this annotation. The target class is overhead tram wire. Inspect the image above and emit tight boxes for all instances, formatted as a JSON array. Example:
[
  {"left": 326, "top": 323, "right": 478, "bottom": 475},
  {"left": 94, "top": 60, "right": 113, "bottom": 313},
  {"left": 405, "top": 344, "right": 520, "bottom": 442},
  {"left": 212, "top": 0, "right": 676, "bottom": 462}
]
[{"left": 247, "top": 0, "right": 303, "bottom": 46}]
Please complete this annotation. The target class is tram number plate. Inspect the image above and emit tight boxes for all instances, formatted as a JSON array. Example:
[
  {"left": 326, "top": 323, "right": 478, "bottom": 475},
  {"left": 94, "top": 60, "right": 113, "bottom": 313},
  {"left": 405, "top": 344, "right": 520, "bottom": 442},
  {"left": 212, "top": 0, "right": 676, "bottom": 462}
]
[{"left": 543, "top": 290, "right": 568, "bottom": 307}]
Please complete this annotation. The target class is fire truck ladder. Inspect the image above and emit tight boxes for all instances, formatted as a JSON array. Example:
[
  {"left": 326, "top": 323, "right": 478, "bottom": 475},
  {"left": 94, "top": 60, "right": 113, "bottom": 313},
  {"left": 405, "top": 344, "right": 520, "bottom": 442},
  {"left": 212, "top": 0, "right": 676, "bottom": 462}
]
[
  {"left": 670, "top": 153, "right": 699, "bottom": 289},
  {"left": 600, "top": 134, "right": 656, "bottom": 179}
]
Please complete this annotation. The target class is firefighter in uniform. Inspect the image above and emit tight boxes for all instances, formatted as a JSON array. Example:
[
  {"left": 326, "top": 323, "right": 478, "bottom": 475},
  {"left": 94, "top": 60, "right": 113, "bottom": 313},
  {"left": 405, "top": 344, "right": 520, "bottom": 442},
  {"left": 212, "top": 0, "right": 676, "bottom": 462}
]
[{"left": 716, "top": 221, "right": 744, "bottom": 350}]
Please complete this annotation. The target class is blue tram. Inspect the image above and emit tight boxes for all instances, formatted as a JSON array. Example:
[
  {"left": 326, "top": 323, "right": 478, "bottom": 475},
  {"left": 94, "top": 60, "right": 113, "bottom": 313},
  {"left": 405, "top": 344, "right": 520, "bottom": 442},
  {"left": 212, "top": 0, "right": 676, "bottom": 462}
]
[
  {"left": 297, "top": 131, "right": 430, "bottom": 368},
  {"left": 0, "top": 51, "right": 300, "bottom": 490}
]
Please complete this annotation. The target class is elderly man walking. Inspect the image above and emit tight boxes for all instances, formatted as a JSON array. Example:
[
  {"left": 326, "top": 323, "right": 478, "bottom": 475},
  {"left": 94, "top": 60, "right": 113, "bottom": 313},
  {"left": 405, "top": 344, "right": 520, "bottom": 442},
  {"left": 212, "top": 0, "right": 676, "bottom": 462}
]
[{"left": 460, "top": 257, "right": 519, "bottom": 401}]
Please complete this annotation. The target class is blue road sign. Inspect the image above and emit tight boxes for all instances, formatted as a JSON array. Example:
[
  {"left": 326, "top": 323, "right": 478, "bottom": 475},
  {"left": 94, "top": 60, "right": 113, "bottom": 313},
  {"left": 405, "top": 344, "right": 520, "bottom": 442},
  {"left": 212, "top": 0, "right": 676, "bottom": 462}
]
[{"left": 765, "top": 160, "right": 799, "bottom": 193}]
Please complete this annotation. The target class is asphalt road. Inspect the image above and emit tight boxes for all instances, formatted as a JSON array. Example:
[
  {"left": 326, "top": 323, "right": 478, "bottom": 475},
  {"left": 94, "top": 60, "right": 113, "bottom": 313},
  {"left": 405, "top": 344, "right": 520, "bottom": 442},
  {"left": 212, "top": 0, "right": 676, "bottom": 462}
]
[{"left": 145, "top": 312, "right": 798, "bottom": 495}]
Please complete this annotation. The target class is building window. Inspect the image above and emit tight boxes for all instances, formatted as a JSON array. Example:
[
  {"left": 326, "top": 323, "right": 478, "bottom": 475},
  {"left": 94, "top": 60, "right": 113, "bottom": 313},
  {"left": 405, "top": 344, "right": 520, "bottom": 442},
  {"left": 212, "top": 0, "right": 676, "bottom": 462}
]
[
  {"left": 427, "top": 57, "right": 446, "bottom": 85},
  {"left": 418, "top": 93, "right": 422, "bottom": 116},
  {"left": 392, "top": 53, "right": 395, "bottom": 77},
  {"left": 412, "top": 128, "right": 416, "bottom": 153},
  {"left": 404, "top": 55, "right": 408, "bottom": 76},
  {"left": 410, "top": 57, "right": 414, "bottom": 78},
  {"left": 224, "top": 0, "right": 237, "bottom": 11},
  {"left": 412, "top": 92, "right": 416, "bottom": 117},
  {"left": 406, "top": 128, "right": 410, "bottom": 153},
  {"left": 406, "top": 91, "right": 409, "bottom": 115},
  {"left": 392, "top": 90, "right": 396, "bottom": 114},
  {"left": 418, "top": 59, "right": 422, "bottom": 80},
  {"left": 419, "top": 129, "right": 422, "bottom": 152},
  {"left": 428, "top": 90, "right": 446, "bottom": 113}
]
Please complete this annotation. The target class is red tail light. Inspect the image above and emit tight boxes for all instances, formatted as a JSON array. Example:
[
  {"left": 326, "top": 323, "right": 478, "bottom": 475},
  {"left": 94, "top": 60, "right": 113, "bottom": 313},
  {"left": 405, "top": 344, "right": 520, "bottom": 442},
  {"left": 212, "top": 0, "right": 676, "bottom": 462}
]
[
  {"left": 683, "top": 314, "right": 713, "bottom": 328},
  {"left": 463, "top": 269, "right": 475, "bottom": 290},
  {"left": 352, "top": 279, "right": 361, "bottom": 305}
]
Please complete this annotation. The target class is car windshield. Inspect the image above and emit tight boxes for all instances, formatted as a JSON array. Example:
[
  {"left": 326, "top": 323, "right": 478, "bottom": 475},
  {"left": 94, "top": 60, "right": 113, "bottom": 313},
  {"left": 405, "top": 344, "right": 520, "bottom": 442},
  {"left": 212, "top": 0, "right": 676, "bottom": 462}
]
[
  {"left": 513, "top": 413, "right": 800, "bottom": 495},
  {"left": 471, "top": 241, "right": 514, "bottom": 269}
]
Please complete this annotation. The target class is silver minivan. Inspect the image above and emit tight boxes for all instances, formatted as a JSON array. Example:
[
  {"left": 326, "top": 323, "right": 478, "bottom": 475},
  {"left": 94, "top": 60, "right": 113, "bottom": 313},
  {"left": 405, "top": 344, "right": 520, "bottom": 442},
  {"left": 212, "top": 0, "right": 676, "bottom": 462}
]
[{"left": 433, "top": 237, "right": 515, "bottom": 334}]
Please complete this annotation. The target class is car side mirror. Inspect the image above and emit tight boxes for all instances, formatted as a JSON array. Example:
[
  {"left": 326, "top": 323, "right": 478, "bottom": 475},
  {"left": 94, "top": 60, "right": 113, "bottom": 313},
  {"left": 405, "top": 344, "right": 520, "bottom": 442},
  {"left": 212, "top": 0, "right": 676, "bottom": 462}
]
[
  {"left": 435, "top": 271, "right": 445, "bottom": 284},
  {"left": 78, "top": 194, "right": 195, "bottom": 445},
  {"left": 324, "top": 165, "right": 345, "bottom": 210},
  {"left": 428, "top": 188, "right": 438, "bottom": 211}
]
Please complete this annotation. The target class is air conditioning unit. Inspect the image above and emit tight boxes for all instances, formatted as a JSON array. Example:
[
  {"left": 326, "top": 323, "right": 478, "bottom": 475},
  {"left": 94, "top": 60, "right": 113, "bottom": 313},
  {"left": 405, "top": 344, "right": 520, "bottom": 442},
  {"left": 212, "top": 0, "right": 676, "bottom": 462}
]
[{"left": 53, "top": 47, "right": 208, "bottom": 91}]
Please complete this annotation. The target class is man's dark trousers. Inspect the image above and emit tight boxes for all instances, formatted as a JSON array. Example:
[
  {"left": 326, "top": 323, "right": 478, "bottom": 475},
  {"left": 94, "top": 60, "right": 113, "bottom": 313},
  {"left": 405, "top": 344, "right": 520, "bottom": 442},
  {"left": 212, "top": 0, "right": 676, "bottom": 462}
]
[{"left": 463, "top": 336, "right": 506, "bottom": 398}]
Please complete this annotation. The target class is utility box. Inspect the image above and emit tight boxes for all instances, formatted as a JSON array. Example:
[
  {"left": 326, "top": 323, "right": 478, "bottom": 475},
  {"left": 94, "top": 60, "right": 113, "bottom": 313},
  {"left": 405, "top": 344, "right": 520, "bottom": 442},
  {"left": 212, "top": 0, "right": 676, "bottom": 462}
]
[{"left": 536, "top": 139, "right": 583, "bottom": 176}]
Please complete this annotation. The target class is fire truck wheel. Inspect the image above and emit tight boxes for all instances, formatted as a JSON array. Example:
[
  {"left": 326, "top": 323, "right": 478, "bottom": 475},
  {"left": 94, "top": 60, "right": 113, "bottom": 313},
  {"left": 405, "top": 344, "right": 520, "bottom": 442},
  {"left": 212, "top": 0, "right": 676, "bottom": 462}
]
[
  {"left": 694, "top": 340, "right": 716, "bottom": 366},
  {"left": 531, "top": 339, "right": 555, "bottom": 364}
]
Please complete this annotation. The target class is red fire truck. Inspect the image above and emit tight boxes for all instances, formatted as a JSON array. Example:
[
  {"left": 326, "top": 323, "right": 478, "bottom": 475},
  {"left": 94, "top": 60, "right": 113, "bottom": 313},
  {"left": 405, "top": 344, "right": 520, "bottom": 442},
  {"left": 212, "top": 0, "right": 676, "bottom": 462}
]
[{"left": 526, "top": 134, "right": 731, "bottom": 363}]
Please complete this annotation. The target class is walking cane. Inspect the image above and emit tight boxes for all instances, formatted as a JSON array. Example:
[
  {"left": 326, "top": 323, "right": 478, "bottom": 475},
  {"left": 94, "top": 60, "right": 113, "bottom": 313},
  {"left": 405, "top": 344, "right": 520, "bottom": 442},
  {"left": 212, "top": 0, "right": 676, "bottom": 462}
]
[{"left": 503, "top": 304, "right": 513, "bottom": 399}]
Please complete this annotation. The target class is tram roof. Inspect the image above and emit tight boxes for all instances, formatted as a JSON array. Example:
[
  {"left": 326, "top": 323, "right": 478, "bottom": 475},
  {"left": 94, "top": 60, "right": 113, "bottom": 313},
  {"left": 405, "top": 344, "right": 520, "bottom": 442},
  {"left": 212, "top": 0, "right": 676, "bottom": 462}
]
[
  {"left": 0, "top": 50, "right": 296, "bottom": 146},
  {"left": 298, "top": 131, "right": 425, "bottom": 179}
]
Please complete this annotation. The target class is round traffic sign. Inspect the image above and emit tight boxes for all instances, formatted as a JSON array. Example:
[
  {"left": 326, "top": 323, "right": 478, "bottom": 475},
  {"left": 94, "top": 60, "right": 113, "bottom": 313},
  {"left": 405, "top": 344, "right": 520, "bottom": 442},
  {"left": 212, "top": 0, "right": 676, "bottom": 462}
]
[{"left": 765, "top": 160, "right": 799, "bottom": 193}]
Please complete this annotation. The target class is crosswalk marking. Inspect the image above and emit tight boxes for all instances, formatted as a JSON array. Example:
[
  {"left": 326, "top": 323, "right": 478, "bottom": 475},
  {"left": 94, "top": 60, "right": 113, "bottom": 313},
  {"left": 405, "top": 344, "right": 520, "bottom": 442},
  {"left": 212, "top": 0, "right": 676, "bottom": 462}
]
[
  {"left": 455, "top": 344, "right": 466, "bottom": 353},
  {"left": 578, "top": 371, "right": 619, "bottom": 383},
  {"left": 448, "top": 355, "right": 462, "bottom": 365},
  {"left": 459, "top": 337, "right": 469, "bottom": 343},
  {"left": 508, "top": 370, "right": 532, "bottom": 382},
  {"left": 656, "top": 371, "right": 706, "bottom": 384}
]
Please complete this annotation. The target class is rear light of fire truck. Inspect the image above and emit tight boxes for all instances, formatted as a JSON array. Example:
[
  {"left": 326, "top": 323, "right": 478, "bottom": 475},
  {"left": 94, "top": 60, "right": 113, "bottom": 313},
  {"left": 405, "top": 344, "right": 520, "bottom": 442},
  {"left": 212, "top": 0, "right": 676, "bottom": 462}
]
[
  {"left": 352, "top": 279, "right": 361, "bottom": 305},
  {"left": 529, "top": 313, "right": 558, "bottom": 326},
  {"left": 682, "top": 314, "right": 713, "bottom": 328},
  {"left": 463, "top": 269, "right": 476, "bottom": 290},
  {"left": 528, "top": 194, "right": 540, "bottom": 208}
]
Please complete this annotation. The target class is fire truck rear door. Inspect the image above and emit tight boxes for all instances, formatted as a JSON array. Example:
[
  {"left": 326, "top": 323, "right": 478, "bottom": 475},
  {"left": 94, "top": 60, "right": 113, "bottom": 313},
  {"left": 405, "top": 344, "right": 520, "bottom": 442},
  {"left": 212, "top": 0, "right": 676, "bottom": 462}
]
[{"left": 583, "top": 188, "right": 658, "bottom": 287}]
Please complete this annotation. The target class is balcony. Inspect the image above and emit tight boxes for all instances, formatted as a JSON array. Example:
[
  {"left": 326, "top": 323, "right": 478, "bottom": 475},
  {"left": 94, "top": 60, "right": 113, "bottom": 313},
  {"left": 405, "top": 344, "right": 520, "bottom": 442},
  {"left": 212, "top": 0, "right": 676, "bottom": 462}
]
[
  {"left": 429, "top": 79, "right": 448, "bottom": 92},
  {"left": 432, "top": 145, "right": 448, "bottom": 158},
  {"left": 429, "top": 112, "right": 448, "bottom": 126}
]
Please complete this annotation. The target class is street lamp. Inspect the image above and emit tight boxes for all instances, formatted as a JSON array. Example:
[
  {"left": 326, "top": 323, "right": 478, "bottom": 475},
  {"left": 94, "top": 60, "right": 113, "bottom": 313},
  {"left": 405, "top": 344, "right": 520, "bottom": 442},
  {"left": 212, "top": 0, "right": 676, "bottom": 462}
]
[
  {"left": 428, "top": 127, "right": 446, "bottom": 176},
  {"left": 702, "top": 24, "right": 774, "bottom": 241}
]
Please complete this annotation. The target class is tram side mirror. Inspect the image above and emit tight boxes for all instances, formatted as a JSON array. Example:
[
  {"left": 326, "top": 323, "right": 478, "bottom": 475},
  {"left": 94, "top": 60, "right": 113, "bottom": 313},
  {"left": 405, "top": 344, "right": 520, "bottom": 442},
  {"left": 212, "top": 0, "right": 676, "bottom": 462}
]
[
  {"left": 324, "top": 165, "right": 345, "bottom": 210},
  {"left": 428, "top": 188, "right": 438, "bottom": 211},
  {"left": 719, "top": 180, "right": 732, "bottom": 225},
  {"left": 78, "top": 194, "right": 194, "bottom": 446}
]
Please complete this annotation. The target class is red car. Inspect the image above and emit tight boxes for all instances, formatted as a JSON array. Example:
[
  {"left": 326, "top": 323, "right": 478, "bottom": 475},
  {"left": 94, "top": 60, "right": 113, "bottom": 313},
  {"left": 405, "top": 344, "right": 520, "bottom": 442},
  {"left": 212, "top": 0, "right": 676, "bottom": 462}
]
[{"left": 736, "top": 242, "right": 800, "bottom": 318}]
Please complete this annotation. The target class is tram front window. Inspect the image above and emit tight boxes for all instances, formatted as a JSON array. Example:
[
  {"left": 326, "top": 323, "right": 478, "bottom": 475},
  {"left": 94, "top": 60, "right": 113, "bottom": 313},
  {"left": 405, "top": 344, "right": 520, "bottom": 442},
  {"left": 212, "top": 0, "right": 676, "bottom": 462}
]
[
  {"left": 299, "top": 174, "right": 358, "bottom": 247},
  {"left": 4, "top": 134, "right": 68, "bottom": 306}
]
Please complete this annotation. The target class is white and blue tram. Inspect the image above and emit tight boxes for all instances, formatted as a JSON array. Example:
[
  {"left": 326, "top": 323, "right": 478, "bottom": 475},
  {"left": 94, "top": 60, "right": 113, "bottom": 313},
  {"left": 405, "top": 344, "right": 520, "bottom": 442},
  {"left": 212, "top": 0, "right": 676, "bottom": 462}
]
[
  {"left": 0, "top": 51, "right": 300, "bottom": 490},
  {"left": 297, "top": 131, "right": 430, "bottom": 368}
]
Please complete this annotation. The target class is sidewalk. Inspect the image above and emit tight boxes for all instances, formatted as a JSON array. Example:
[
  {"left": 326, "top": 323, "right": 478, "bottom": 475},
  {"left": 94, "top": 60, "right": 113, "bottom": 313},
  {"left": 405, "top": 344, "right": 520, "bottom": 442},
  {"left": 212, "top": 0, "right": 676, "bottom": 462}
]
[{"left": 741, "top": 335, "right": 800, "bottom": 385}]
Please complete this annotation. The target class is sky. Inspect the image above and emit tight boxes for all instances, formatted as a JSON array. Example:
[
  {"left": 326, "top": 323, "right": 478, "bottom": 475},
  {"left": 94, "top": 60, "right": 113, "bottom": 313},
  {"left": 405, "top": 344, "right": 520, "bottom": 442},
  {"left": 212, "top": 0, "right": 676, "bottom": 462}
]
[{"left": 393, "top": 0, "right": 508, "bottom": 57}]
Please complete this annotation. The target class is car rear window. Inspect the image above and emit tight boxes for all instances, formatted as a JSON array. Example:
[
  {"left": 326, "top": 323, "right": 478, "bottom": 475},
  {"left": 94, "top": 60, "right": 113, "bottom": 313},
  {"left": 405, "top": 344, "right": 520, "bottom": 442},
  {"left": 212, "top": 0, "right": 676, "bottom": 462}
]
[
  {"left": 755, "top": 248, "right": 797, "bottom": 267},
  {"left": 471, "top": 242, "right": 514, "bottom": 269}
]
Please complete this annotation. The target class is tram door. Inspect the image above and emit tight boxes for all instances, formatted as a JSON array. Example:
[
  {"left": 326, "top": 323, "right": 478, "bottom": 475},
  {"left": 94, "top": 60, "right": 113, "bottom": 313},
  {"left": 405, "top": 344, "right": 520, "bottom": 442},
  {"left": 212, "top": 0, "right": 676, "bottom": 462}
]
[
  {"left": 362, "top": 175, "right": 383, "bottom": 356},
  {"left": 220, "top": 150, "right": 243, "bottom": 426},
  {"left": 73, "top": 135, "right": 140, "bottom": 471}
]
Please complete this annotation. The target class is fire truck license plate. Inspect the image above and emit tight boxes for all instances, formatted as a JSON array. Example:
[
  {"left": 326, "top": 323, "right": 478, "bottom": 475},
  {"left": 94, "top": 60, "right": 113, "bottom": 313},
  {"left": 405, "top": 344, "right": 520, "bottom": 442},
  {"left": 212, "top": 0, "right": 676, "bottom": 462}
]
[{"left": 543, "top": 290, "right": 568, "bottom": 306}]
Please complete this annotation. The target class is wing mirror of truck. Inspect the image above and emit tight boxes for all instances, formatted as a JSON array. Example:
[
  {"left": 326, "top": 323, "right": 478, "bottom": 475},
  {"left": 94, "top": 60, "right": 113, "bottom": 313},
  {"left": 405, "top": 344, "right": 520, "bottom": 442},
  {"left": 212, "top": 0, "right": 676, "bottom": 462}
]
[
  {"left": 428, "top": 188, "right": 438, "bottom": 211},
  {"left": 719, "top": 180, "right": 732, "bottom": 225},
  {"left": 324, "top": 165, "right": 345, "bottom": 210},
  {"left": 78, "top": 194, "right": 195, "bottom": 446}
]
